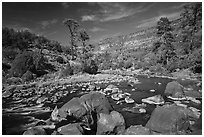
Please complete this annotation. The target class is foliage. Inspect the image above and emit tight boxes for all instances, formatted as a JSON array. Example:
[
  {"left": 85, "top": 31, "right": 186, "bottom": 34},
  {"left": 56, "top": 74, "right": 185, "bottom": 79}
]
[
  {"left": 9, "top": 50, "right": 55, "bottom": 77},
  {"left": 63, "top": 18, "right": 98, "bottom": 74},
  {"left": 153, "top": 17, "right": 175, "bottom": 66},
  {"left": 2, "top": 27, "right": 63, "bottom": 53},
  {"left": 83, "top": 59, "right": 98, "bottom": 74},
  {"left": 59, "top": 63, "right": 73, "bottom": 78},
  {"left": 56, "top": 56, "right": 66, "bottom": 64}
]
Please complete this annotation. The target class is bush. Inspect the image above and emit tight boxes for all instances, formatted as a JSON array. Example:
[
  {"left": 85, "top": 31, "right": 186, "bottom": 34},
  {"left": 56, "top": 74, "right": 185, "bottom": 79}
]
[
  {"left": 56, "top": 56, "right": 66, "bottom": 64},
  {"left": 124, "top": 60, "right": 133, "bottom": 69},
  {"left": 149, "top": 64, "right": 166, "bottom": 73},
  {"left": 21, "top": 70, "right": 36, "bottom": 82},
  {"left": 59, "top": 63, "right": 73, "bottom": 78},
  {"left": 9, "top": 50, "right": 55, "bottom": 77},
  {"left": 69, "top": 61, "right": 83, "bottom": 74},
  {"left": 83, "top": 59, "right": 98, "bottom": 74}
]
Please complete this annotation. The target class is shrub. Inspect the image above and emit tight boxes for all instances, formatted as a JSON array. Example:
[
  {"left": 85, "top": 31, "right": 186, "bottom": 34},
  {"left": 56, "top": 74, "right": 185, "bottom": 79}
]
[
  {"left": 69, "top": 61, "right": 83, "bottom": 74},
  {"left": 56, "top": 56, "right": 66, "bottom": 64},
  {"left": 149, "top": 64, "right": 166, "bottom": 73},
  {"left": 9, "top": 50, "right": 55, "bottom": 77},
  {"left": 124, "top": 60, "right": 133, "bottom": 69},
  {"left": 59, "top": 63, "right": 73, "bottom": 78},
  {"left": 21, "top": 70, "right": 35, "bottom": 82},
  {"left": 83, "top": 59, "right": 98, "bottom": 74}
]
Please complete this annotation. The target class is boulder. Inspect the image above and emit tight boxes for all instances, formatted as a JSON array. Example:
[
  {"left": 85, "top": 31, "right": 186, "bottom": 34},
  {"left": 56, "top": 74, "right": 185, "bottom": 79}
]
[
  {"left": 142, "top": 95, "right": 165, "bottom": 105},
  {"left": 51, "top": 97, "right": 87, "bottom": 122},
  {"left": 97, "top": 111, "right": 125, "bottom": 135},
  {"left": 145, "top": 104, "right": 191, "bottom": 134},
  {"left": 56, "top": 123, "right": 83, "bottom": 135},
  {"left": 164, "top": 81, "right": 185, "bottom": 98},
  {"left": 23, "top": 127, "right": 46, "bottom": 135},
  {"left": 123, "top": 125, "right": 151, "bottom": 135},
  {"left": 51, "top": 92, "right": 113, "bottom": 132},
  {"left": 79, "top": 92, "right": 113, "bottom": 114}
]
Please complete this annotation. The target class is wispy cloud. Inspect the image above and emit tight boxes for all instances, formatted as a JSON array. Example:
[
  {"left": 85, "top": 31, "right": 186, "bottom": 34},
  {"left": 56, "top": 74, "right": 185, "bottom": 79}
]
[
  {"left": 45, "top": 31, "right": 57, "bottom": 36},
  {"left": 82, "top": 3, "right": 154, "bottom": 22},
  {"left": 61, "top": 2, "right": 69, "bottom": 8},
  {"left": 89, "top": 27, "right": 106, "bottom": 32},
  {"left": 136, "top": 11, "right": 181, "bottom": 29},
  {"left": 82, "top": 15, "right": 96, "bottom": 21},
  {"left": 39, "top": 19, "right": 58, "bottom": 29}
]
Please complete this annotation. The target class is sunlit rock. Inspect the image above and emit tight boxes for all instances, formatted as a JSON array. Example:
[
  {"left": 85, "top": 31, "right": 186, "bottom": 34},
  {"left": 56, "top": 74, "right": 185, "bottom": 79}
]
[
  {"left": 97, "top": 111, "right": 125, "bottom": 135},
  {"left": 56, "top": 123, "right": 84, "bottom": 135},
  {"left": 142, "top": 95, "right": 164, "bottom": 105},
  {"left": 125, "top": 96, "right": 135, "bottom": 104},
  {"left": 164, "top": 81, "right": 185, "bottom": 98},
  {"left": 145, "top": 104, "right": 192, "bottom": 134},
  {"left": 23, "top": 127, "right": 46, "bottom": 135},
  {"left": 124, "top": 125, "right": 150, "bottom": 135}
]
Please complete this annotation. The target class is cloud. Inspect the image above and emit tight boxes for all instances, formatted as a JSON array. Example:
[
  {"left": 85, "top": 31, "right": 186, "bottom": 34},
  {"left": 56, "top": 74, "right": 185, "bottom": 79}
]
[
  {"left": 39, "top": 19, "right": 58, "bottom": 29},
  {"left": 89, "top": 27, "right": 106, "bottom": 32},
  {"left": 61, "top": 2, "right": 69, "bottom": 8},
  {"left": 81, "top": 15, "right": 96, "bottom": 21},
  {"left": 136, "top": 11, "right": 181, "bottom": 29},
  {"left": 82, "top": 3, "right": 153, "bottom": 22}
]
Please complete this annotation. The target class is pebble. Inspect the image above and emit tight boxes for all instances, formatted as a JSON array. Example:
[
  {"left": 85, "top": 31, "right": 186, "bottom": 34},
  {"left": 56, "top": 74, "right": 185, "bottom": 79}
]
[
  {"left": 139, "top": 108, "right": 146, "bottom": 113},
  {"left": 149, "top": 89, "right": 155, "bottom": 92},
  {"left": 125, "top": 97, "right": 135, "bottom": 103}
]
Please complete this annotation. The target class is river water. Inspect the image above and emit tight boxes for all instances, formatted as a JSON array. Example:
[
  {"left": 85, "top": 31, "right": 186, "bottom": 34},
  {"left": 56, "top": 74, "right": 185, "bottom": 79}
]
[{"left": 2, "top": 75, "right": 202, "bottom": 135}]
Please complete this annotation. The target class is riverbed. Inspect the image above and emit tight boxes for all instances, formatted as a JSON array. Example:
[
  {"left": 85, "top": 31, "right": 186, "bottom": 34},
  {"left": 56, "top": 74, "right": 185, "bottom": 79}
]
[{"left": 2, "top": 75, "right": 202, "bottom": 135}]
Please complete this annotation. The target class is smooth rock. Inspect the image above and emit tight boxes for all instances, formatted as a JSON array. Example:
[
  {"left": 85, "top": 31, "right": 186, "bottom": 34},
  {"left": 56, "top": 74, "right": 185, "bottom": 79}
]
[
  {"left": 164, "top": 81, "right": 185, "bottom": 98},
  {"left": 125, "top": 97, "right": 135, "bottom": 104},
  {"left": 97, "top": 111, "right": 125, "bottom": 135},
  {"left": 23, "top": 127, "right": 47, "bottom": 135},
  {"left": 145, "top": 104, "right": 192, "bottom": 134},
  {"left": 57, "top": 123, "right": 83, "bottom": 135},
  {"left": 124, "top": 125, "right": 150, "bottom": 135},
  {"left": 142, "top": 95, "right": 164, "bottom": 105}
]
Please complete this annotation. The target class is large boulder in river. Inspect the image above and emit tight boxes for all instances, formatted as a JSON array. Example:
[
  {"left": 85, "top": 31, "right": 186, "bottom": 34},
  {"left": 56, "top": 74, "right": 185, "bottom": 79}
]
[
  {"left": 123, "top": 125, "right": 151, "bottom": 135},
  {"left": 23, "top": 127, "right": 47, "bottom": 135},
  {"left": 97, "top": 111, "right": 125, "bottom": 135},
  {"left": 145, "top": 104, "right": 191, "bottom": 134},
  {"left": 164, "top": 81, "right": 185, "bottom": 98},
  {"left": 51, "top": 92, "right": 113, "bottom": 128},
  {"left": 51, "top": 97, "right": 87, "bottom": 122},
  {"left": 79, "top": 92, "right": 113, "bottom": 114}
]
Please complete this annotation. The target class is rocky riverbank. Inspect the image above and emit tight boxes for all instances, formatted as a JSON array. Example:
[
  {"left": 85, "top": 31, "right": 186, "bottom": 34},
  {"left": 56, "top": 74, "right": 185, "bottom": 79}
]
[{"left": 2, "top": 69, "right": 202, "bottom": 135}]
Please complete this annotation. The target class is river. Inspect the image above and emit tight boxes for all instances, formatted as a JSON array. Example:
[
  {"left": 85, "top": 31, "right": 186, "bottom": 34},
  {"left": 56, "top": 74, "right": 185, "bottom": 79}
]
[{"left": 2, "top": 75, "right": 202, "bottom": 135}]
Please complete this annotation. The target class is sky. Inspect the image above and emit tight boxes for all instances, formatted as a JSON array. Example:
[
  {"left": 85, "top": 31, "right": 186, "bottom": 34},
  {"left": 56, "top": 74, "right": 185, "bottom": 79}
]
[{"left": 2, "top": 2, "right": 189, "bottom": 46}]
